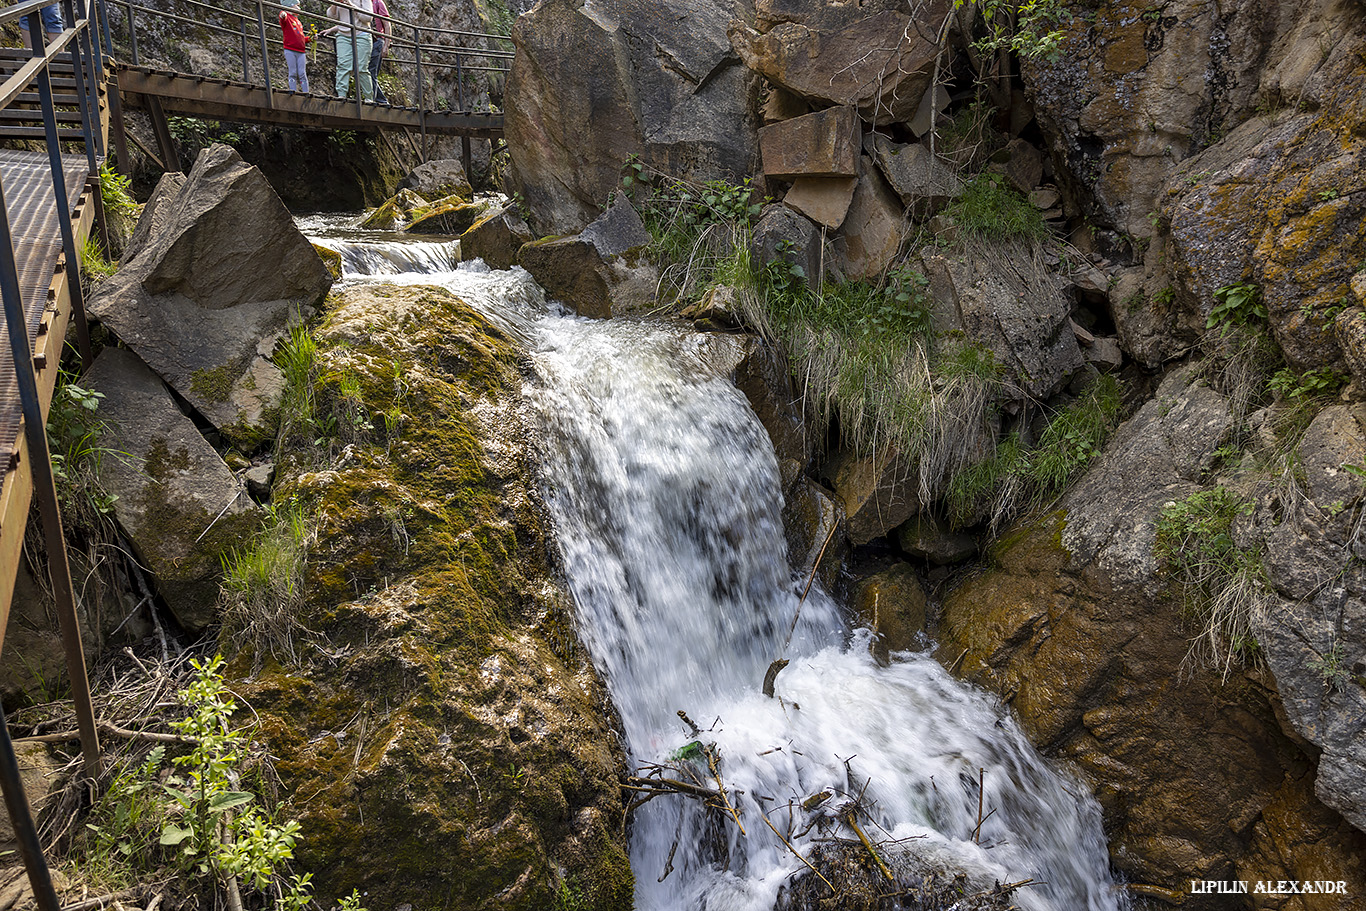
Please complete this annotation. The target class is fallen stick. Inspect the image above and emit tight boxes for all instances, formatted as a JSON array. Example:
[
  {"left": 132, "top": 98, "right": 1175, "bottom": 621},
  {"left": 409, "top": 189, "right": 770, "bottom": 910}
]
[
  {"left": 758, "top": 809, "right": 835, "bottom": 894},
  {"left": 846, "top": 811, "right": 895, "bottom": 886},
  {"left": 59, "top": 889, "right": 142, "bottom": 911}
]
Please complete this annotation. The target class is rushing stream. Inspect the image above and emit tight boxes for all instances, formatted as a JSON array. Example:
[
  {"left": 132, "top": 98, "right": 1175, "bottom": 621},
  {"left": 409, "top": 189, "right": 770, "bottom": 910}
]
[{"left": 305, "top": 220, "right": 1128, "bottom": 911}]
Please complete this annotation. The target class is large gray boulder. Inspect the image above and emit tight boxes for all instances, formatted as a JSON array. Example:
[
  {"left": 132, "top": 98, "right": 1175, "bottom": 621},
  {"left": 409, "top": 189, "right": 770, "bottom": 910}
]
[
  {"left": 88, "top": 144, "right": 331, "bottom": 448},
  {"left": 395, "top": 159, "right": 473, "bottom": 202},
  {"left": 923, "top": 243, "right": 1084, "bottom": 400},
  {"left": 505, "top": 0, "right": 760, "bottom": 234},
  {"left": 518, "top": 194, "right": 657, "bottom": 317},
  {"left": 1252, "top": 406, "right": 1366, "bottom": 832},
  {"left": 85, "top": 348, "right": 260, "bottom": 632},
  {"left": 730, "top": 0, "right": 950, "bottom": 125}
]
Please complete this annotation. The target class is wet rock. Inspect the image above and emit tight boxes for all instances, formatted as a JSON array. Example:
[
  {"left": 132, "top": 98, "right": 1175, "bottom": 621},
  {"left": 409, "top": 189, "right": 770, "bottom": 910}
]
[
  {"left": 923, "top": 243, "right": 1084, "bottom": 400},
  {"left": 86, "top": 348, "right": 259, "bottom": 632},
  {"left": 88, "top": 144, "right": 330, "bottom": 448},
  {"left": 518, "top": 194, "right": 656, "bottom": 318},
  {"left": 506, "top": 0, "right": 758, "bottom": 233},
  {"left": 758, "top": 105, "right": 859, "bottom": 179},
  {"left": 852, "top": 563, "right": 927, "bottom": 660},
  {"left": 937, "top": 363, "right": 1366, "bottom": 898},
  {"left": 834, "top": 156, "right": 906, "bottom": 281},
  {"left": 865, "top": 134, "right": 961, "bottom": 220},
  {"left": 782, "top": 477, "right": 842, "bottom": 593},
  {"left": 730, "top": 1, "right": 948, "bottom": 125},
  {"left": 395, "top": 158, "right": 473, "bottom": 202},
  {"left": 733, "top": 338, "right": 807, "bottom": 475},
  {"left": 781, "top": 176, "right": 858, "bottom": 231},
  {"left": 895, "top": 515, "right": 976, "bottom": 566},
  {"left": 459, "top": 204, "right": 534, "bottom": 270}
]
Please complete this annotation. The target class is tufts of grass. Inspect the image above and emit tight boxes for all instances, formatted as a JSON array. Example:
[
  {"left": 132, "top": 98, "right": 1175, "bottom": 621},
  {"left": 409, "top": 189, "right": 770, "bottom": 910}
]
[
  {"left": 1154, "top": 487, "right": 1270, "bottom": 680},
  {"left": 942, "top": 173, "right": 1049, "bottom": 243},
  {"left": 219, "top": 503, "right": 311, "bottom": 664},
  {"left": 947, "top": 375, "right": 1124, "bottom": 528}
]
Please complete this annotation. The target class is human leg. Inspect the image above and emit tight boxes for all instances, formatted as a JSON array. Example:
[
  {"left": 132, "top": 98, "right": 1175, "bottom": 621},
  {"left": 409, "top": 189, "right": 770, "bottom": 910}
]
[
  {"left": 335, "top": 35, "right": 356, "bottom": 97},
  {"left": 286, "top": 49, "right": 308, "bottom": 92},
  {"left": 367, "top": 40, "right": 387, "bottom": 104},
  {"left": 353, "top": 33, "right": 374, "bottom": 101},
  {"left": 40, "top": 4, "right": 62, "bottom": 41}
]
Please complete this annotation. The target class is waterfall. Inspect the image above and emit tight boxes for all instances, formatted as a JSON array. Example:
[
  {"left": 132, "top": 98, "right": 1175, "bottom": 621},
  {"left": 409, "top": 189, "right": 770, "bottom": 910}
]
[{"left": 301, "top": 217, "right": 1127, "bottom": 911}]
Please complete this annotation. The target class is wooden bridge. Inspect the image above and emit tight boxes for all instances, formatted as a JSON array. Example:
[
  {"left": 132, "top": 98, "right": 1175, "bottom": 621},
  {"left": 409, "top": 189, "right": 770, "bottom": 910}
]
[{"left": 0, "top": 0, "right": 514, "bottom": 904}]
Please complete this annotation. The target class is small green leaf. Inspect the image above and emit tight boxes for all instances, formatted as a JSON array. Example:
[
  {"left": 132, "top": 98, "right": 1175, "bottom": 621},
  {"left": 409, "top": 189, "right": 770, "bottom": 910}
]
[
  {"left": 209, "top": 791, "right": 255, "bottom": 812},
  {"left": 160, "top": 823, "right": 193, "bottom": 846}
]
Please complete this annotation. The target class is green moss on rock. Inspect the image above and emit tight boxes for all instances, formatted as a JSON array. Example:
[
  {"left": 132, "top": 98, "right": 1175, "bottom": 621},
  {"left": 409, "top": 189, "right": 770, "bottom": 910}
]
[{"left": 232, "top": 284, "right": 632, "bottom": 911}]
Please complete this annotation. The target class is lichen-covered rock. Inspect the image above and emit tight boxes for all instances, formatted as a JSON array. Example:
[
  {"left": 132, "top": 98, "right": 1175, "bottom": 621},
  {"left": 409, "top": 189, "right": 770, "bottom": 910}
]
[
  {"left": 358, "top": 188, "right": 427, "bottom": 229},
  {"left": 1250, "top": 406, "right": 1366, "bottom": 832},
  {"left": 86, "top": 348, "right": 259, "bottom": 631},
  {"left": 1022, "top": 0, "right": 1343, "bottom": 241},
  {"left": 1166, "top": 108, "right": 1366, "bottom": 369},
  {"left": 237, "top": 283, "right": 632, "bottom": 911},
  {"left": 506, "top": 0, "right": 759, "bottom": 234},
  {"left": 460, "top": 204, "right": 534, "bottom": 270},
  {"left": 406, "top": 195, "right": 493, "bottom": 235},
  {"left": 88, "top": 144, "right": 330, "bottom": 448}
]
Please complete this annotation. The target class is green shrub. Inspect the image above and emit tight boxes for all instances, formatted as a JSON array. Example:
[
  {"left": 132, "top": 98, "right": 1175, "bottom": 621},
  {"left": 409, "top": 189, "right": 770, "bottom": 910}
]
[{"left": 1208, "top": 282, "right": 1265, "bottom": 329}]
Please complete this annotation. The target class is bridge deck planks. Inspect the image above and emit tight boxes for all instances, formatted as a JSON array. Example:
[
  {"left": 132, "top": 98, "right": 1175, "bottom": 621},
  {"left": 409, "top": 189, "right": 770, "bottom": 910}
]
[{"left": 0, "top": 151, "right": 95, "bottom": 647}]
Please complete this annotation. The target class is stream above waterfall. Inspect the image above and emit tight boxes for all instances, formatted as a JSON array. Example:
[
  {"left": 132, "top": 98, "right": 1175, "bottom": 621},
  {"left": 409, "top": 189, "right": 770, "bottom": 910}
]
[{"left": 307, "top": 223, "right": 1129, "bottom": 911}]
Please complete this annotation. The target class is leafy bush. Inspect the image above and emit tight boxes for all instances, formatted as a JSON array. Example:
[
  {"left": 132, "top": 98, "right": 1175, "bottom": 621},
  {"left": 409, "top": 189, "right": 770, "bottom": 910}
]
[
  {"left": 79, "top": 656, "right": 313, "bottom": 906},
  {"left": 1208, "top": 282, "right": 1265, "bottom": 329},
  {"left": 1154, "top": 487, "right": 1269, "bottom": 678}
]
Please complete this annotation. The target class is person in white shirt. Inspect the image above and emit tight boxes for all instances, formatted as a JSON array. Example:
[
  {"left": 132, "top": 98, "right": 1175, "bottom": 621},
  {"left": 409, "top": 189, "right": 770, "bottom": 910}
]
[{"left": 321, "top": 0, "right": 375, "bottom": 101}]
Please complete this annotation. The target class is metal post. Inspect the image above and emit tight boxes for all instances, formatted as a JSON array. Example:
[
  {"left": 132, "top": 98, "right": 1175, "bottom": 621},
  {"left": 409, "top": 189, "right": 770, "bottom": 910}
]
[
  {"left": 107, "top": 70, "right": 131, "bottom": 174},
  {"left": 455, "top": 53, "right": 463, "bottom": 112},
  {"left": 0, "top": 34, "right": 101, "bottom": 779},
  {"left": 125, "top": 0, "right": 137, "bottom": 65},
  {"left": 240, "top": 19, "right": 250, "bottom": 82},
  {"left": 60, "top": 0, "right": 99, "bottom": 171},
  {"left": 0, "top": 703, "right": 61, "bottom": 911},
  {"left": 255, "top": 0, "right": 272, "bottom": 108},
  {"left": 29, "top": 17, "right": 94, "bottom": 368},
  {"left": 74, "top": 0, "right": 106, "bottom": 160}
]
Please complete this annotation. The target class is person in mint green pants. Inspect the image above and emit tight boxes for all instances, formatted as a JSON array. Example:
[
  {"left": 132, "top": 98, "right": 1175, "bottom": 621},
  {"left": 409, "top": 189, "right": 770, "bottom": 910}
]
[{"left": 322, "top": 0, "right": 374, "bottom": 101}]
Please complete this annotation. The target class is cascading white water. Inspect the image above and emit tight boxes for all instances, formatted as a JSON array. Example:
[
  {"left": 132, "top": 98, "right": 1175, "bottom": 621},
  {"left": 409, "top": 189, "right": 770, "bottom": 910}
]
[{"left": 307, "top": 222, "right": 1128, "bottom": 911}]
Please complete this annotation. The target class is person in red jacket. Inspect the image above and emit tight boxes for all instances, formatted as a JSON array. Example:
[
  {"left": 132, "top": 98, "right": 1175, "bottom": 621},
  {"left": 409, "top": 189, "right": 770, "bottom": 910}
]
[{"left": 279, "top": 0, "right": 314, "bottom": 93}]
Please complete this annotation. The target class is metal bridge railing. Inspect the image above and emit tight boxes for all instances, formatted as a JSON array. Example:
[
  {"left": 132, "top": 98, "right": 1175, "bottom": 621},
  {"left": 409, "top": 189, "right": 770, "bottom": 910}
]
[
  {"left": 103, "top": 0, "right": 513, "bottom": 121},
  {"left": 0, "top": 0, "right": 108, "bottom": 907}
]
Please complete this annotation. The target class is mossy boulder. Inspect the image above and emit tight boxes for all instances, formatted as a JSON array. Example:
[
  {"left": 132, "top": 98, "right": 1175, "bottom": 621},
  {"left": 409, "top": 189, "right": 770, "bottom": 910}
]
[
  {"left": 358, "top": 188, "right": 427, "bottom": 229},
  {"left": 459, "top": 204, "right": 534, "bottom": 270},
  {"left": 406, "top": 196, "right": 494, "bottom": 235},
  {"left": 233, "top": 284, "right": 631, "bottom": 911}
]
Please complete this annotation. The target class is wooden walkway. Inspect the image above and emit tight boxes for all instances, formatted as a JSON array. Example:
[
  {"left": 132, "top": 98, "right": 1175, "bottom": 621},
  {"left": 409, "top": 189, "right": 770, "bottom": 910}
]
[
  {"left": 114, "top": 63, "right": 504, "bottom": 136},
  {"left": 0, "top": 151, "right": 95, "bottom": 620}
]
